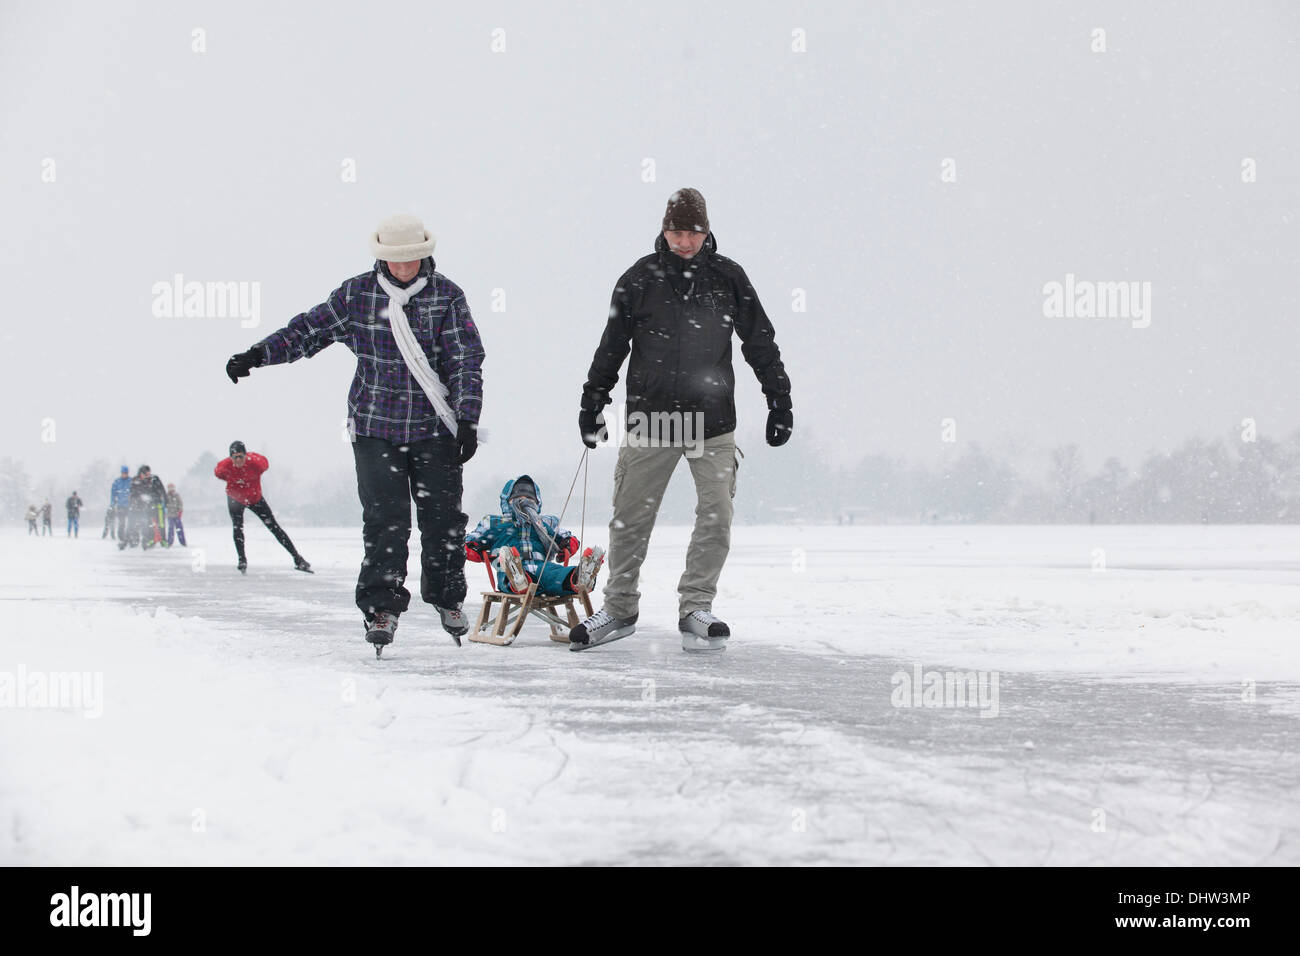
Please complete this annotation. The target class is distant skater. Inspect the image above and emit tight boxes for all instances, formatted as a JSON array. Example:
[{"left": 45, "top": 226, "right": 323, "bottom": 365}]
[
  {"left": 213, "top": 441, "right": 310, "bottom": 574},
  {"left": 122, "top": 466, "right": 166, "bottom": 550},
  {"left": 105, "top": 466, "right": 131, "bottom": 540},
  {"left": 165, "top": 483, "right": 187, "bottom": 547},
  {"left": 65, "top": 491, "right": 83, "bottom": 537}
]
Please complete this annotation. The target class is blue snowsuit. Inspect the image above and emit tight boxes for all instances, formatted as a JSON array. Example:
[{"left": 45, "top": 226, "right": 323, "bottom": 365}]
[
  {"left": 465, "top": 476, "right": 578, "bottom": 596},
  {"left": 107, "top": 474, "right": 133, "bottom": 540},
  {"left": 110, "top": 476, "right": 132, "bottom": 508}
]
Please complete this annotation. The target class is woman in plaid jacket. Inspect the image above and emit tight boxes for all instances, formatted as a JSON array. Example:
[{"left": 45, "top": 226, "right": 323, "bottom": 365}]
[{"left": 225, "top": 214, "right": 486, "bottom": 653}]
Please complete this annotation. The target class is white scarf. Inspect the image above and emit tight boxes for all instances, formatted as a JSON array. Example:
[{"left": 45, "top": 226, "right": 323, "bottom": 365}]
[{"left": 375, "top": 268, "right": 459, "bottom": 435}]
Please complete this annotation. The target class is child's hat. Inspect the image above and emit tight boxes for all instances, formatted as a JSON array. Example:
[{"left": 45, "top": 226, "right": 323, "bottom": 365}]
[{"left": 509, "top": 476, "right": 538, "bottom": 502}]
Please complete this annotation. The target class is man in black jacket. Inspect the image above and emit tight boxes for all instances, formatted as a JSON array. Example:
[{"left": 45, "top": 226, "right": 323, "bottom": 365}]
[
  {"left": 121, "top": 466, "right": 166, "bottom": 550},
  {"left": 571, "top": 188, "right": 792, "bottom": 652}
]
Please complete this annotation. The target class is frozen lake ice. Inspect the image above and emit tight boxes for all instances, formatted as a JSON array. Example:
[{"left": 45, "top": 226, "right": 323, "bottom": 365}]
[{"left": 1, "top": 523, "right": 1296, "bottom": 865}]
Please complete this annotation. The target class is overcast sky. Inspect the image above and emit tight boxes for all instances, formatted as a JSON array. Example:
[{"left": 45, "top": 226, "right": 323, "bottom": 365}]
[{"left": 2, "top": 0, "right": 1297, "bottom": 503}]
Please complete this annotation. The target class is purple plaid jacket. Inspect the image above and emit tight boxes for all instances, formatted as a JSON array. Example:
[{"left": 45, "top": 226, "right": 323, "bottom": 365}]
[{"left": 254, "top": 261, "right": 485, "bottom": 443}]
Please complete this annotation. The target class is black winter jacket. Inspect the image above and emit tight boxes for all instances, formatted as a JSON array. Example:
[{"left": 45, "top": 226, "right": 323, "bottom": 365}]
[
  {"left": 130, "top": 475, "right": 166, "bottom": 509},
  {"left": 581, "top": 233, "right": 791, "bottom": 440}
]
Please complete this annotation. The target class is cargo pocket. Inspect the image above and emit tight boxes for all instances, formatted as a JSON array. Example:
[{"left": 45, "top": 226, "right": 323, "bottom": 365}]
[{"left": 731, "top": 444, "right": 743, "bottom": 499}]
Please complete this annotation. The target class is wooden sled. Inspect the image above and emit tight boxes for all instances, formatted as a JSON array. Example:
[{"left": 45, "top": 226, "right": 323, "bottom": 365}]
[{"left": 469, "top": 582, "right": 595, "bottom": 646}]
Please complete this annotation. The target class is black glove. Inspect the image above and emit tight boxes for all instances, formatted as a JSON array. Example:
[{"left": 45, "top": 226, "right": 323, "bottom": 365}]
[
  {"left": 579, "top": 408, "right": 607, "bottom": 449},
  {"left": 766, "top": 408, "right": 793, "bottom": 447},
  {"left": 226, "top": 348, "right": 262, "bottom": 383},
  {"left": 456, "top": 420, "right": 479, "bottom": 464}
]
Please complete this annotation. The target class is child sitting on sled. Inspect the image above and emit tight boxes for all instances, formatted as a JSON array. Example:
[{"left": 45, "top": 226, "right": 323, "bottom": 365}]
[{"left": 465, "top": 475, "right": 604, "bottom": 597}]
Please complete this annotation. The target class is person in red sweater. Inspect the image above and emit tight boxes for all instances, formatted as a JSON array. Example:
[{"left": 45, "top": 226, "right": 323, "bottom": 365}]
[{"left": 213, "top": 440, "right": 311, "bottom": 574}]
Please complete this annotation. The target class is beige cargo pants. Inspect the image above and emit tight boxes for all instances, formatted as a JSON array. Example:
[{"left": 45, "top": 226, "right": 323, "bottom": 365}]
[{"left": 602, "top": 430, "right": 738, "bottom": 620}]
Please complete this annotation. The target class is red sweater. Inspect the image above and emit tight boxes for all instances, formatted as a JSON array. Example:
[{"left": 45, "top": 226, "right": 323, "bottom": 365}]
[{"left": 214, "top": 453, "right": 269, "bottom": 505}]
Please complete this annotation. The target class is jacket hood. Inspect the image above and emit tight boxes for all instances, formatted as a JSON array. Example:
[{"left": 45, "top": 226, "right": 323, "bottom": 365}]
[{"left": 499, "top": 474, "right": 542, "bottom": 517}]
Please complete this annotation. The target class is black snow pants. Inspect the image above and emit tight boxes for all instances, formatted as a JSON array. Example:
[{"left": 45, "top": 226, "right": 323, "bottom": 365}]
[
  {"left": 228, "top": 496, "right": 299, "bottom": 562},
  {"left": 351, "top": 433, "right": 467, "bottom": 619}
]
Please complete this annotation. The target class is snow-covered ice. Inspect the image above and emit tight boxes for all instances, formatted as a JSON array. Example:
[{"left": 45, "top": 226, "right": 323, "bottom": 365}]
[{"left": 1, "top": 524, "right": 1297, "bottom": 865}]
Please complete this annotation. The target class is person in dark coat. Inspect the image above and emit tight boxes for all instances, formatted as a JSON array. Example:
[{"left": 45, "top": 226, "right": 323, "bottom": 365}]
[
  {"left": 65, "top": 491, "right": 83, "bottom": 537},
  {"left": 121, "top": 465, "right": 165, "bottom": 549},
  {"left": 571, "top": 188, "right": 792, "bottom": 652}
]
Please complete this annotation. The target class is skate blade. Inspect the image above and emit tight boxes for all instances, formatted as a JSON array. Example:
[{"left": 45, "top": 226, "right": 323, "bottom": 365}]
[
  {"left": 681, "top": 634, "right": 728, "bottom": 652},
  {"left": 569, "top": 626, "right": 635, "bottom": 652}
]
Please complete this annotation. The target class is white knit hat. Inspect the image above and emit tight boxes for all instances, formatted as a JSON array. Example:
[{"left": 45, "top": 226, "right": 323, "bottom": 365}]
[{"left": 370, "top": 213, "right": 437, "bottom": 262}]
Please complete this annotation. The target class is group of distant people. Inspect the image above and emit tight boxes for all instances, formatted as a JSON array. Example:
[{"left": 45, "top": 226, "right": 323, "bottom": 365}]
[
  {"left": 25, "top": 448, "right": 308, "bottom": 573},
  {"left": 25, "top": 493, "right": 84, "bottom": 537},
  {"left": 101, "top": 465, "right": 186, "bottom": 550}
]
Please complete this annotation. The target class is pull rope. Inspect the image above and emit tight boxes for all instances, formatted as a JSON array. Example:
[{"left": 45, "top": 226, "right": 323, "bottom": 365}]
[{"left": 538, "top": 447, "right": 590, "bottom": 567}]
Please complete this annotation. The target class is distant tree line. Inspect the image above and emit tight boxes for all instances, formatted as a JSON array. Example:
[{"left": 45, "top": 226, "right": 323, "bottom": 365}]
[
  {"left": 819, "top": 429, "right": 1300, "bottom": 524},
  {"left": 4, "top": 427, "right": 1298, "bottom": 527}
]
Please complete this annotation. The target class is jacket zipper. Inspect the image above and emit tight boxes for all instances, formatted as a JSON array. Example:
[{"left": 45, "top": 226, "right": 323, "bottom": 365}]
[{"left": 672, "top": 275, "right": 693, "bottom": 412}]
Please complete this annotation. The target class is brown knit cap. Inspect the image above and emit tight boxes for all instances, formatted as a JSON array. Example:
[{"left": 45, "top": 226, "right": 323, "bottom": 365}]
[{"left": 662, "top": 188, "right": 709, "bottom": 234}]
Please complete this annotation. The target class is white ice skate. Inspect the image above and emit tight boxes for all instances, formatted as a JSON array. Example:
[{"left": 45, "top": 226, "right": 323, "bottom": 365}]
[
  {"left": 495, "top": 546, "right": 532, "bottom": 594},
  {"left": 569, "top": 607, "right": 638, "bottom": 651},
  {"left": 575, "top": 545, "right": 605, "bottom": 593},
  {"left": 679, "top": 609, "right": 729, "bottom": 652}
]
